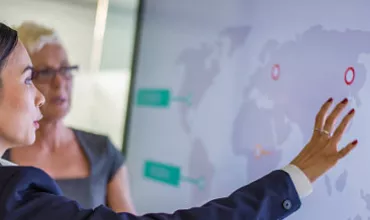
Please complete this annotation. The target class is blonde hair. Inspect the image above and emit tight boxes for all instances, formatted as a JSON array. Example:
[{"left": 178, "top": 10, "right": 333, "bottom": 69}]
[{"left": 14, "top": 21, "right": 62, "bottom": 54}]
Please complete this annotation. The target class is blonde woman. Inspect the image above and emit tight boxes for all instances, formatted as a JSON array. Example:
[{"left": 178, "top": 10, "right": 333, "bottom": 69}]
[{"left": 1, "top": 21, "right": 136, "bottom": 213}]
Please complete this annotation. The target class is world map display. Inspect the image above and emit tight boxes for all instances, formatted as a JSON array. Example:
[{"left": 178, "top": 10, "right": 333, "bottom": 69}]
[{"left": 125, "top": 1, "right": 370, "bottom": 219}]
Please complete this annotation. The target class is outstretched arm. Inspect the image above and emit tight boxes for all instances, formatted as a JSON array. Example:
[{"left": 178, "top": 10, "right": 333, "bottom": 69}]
[
  {"left": 0, "top": 97, "right": 358, "bottom": 220},
  {"left": 3, "top": 167, "right": 300, "bottom": 220}
]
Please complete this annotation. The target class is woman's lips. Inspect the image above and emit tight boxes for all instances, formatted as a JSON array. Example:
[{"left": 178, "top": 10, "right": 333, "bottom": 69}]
[
  {"left": 50, "top": 96, "right": 67, "bottom": 105},
  {"left": 33, "top": 121, "right": 39, "bottom": 129}
]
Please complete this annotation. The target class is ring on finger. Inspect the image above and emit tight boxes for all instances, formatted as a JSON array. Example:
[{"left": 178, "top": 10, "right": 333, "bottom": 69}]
[
  {"left": 314, "top": 128, "right": 331, "bottom": 136},
  {"left": 322, "top": 129, "right": 331, "bottom": 136}
]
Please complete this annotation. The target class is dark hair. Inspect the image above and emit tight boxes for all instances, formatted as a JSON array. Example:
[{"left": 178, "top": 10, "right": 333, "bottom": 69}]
[{"left": 0, "top": 23, "right": 18, "bottom": 86}]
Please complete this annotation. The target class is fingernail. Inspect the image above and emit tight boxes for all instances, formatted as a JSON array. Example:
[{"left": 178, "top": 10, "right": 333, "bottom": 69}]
[
  {"left": 352, "top": 140, "right": 358, "bottom": 145},
  {"left": 327, "top": 97, "right": 333, "bottom": 103},
  {"left": 341, "top": 98, "right": 348, "bottom": 104},
  {"left": 348, "top": 108, "right": 355, "bottom": 115}
]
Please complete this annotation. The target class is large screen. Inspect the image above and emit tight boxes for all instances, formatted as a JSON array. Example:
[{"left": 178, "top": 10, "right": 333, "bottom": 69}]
[{"left": 124, "top": 1, "right": 370, "bottom": 219}]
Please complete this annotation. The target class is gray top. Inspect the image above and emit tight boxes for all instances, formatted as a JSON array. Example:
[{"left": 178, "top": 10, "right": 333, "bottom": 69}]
[{"left": 2, "top": 128, "right": 125, "bottom": 209}]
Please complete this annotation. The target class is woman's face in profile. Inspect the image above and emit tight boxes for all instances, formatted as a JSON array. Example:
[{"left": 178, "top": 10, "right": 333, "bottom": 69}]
[
  {"left": 30, "top": 44, "right": 72, "bottom": 122},
  {"left": 0, "top": 41, "right": 44, "bottom": 148}
]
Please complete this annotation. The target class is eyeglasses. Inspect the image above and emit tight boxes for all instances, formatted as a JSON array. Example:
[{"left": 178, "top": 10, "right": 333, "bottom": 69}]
[{"left": 31, "top": 65, "right": 79, "bottom": 83}]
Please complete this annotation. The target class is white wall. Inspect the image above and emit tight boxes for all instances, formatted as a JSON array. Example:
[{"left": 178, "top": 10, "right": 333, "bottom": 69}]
[
  {"left": 64, "top": 70, "right": 131, "bottom": 148},
  {"left": 0, "top": 0, "right": 96, "bottom": 73},
  {"left": 100, "top": 4, "right": 137, "bottom": 70}
]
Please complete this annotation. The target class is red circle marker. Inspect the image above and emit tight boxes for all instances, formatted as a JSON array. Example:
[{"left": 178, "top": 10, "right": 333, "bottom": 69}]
[
  {"left": 344, "top": 67, "right": 355, "bottom": 86},
  {"left": 271, "top": 64, "right": 280, "bottom": 81}
]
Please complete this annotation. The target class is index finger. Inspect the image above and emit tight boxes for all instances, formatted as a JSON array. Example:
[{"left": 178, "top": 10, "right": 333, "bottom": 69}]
[{"left": 322, "top": 98, "right": 348, "bottom": 134}]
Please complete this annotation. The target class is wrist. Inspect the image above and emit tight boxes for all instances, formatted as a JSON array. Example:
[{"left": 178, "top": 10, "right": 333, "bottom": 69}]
[{"left": 290, "top": 161, "right": 314, "bottom": 183}]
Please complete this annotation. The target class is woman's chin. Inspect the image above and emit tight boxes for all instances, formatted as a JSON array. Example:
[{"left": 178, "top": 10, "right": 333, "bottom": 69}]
[
  {"left": 15, "top": 134, "right": 36, "bottom": 147},
  {"left": 26, "top": 135, "right": 36, "bottom": 146}
]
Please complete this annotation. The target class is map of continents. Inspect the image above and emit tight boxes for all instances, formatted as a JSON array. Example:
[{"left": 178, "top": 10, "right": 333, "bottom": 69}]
[
  {"left": 232, "top": 25, "right": 370, "bottom": 219},
  {"left": 176, "top": 23, "right": 370, "bottom": 218},
  {"left": 176, "top": 25, "right": 252, "bottom": 205}
]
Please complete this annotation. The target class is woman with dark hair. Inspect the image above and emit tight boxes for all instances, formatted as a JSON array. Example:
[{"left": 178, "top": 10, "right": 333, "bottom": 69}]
[
  {"left": 0, "top": 23, "right": 44, "bottom": 153},
  {"left": 1, "top": 21, "right": 136, "bottom": 213},
  {"left": 0, "top": 22, "right": 358, "bottom": 220}
]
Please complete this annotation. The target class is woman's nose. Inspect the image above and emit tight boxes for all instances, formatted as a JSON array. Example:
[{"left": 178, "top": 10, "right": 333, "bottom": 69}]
[
  {"left": 35, "top": 88, "right": 45, "bottom": 107},
  {"left": 51, "top": 72, "right": 67, "bottom": 89}
]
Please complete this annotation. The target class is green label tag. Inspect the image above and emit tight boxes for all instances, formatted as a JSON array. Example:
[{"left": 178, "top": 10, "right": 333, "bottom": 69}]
[
  {"left": 144, "top": 160, "right": 181, "bottom": 187},
  {"left": 136, "top": 89, "right": 171, "bottom": 107},
  {"left": 136, "top": 88, "right": 192, "bottom": 108},
  {"left": 143, "top": 160, "right": 205, "bottom": 190}
]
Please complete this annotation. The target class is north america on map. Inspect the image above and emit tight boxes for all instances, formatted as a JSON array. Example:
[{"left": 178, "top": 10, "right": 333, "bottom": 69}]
[{"left": 176, "top": 25, "right": 252, "bottom": 205}]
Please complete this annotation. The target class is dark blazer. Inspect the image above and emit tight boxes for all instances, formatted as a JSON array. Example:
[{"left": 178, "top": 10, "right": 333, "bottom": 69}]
[{"left": 0, "top": 166, "right": 301, "bottom": 220}]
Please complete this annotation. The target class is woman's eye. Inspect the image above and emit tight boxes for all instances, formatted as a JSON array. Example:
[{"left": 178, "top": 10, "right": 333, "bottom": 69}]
[{"left": 25, "top": 77, "right": 33, "bottom": 85}]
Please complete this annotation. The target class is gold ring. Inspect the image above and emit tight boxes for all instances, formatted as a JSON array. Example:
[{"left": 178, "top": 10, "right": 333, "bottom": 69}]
[
  {"left": 322, "top": 130, "right": 330, "bottom": 136},
  {"left": 314, "top": 128, "right": 330, "bottom": 136}
]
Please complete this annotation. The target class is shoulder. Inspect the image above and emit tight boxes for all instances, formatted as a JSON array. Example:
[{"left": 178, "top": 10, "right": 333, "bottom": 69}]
[
  {"left": 0, "top": 166, "right": 63, "bottom": 199},
  {"left": 73, "top": 128, "right": 109, "bottom": 145},
  {"left": 0, "top": 167, "right": 85, "bottom": 220},
  {"left": 71, "top": 128, "right": 124, "bottom": 169},
  {"left": 72, "top": 128, "right": 113, "bottom": 156}
]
